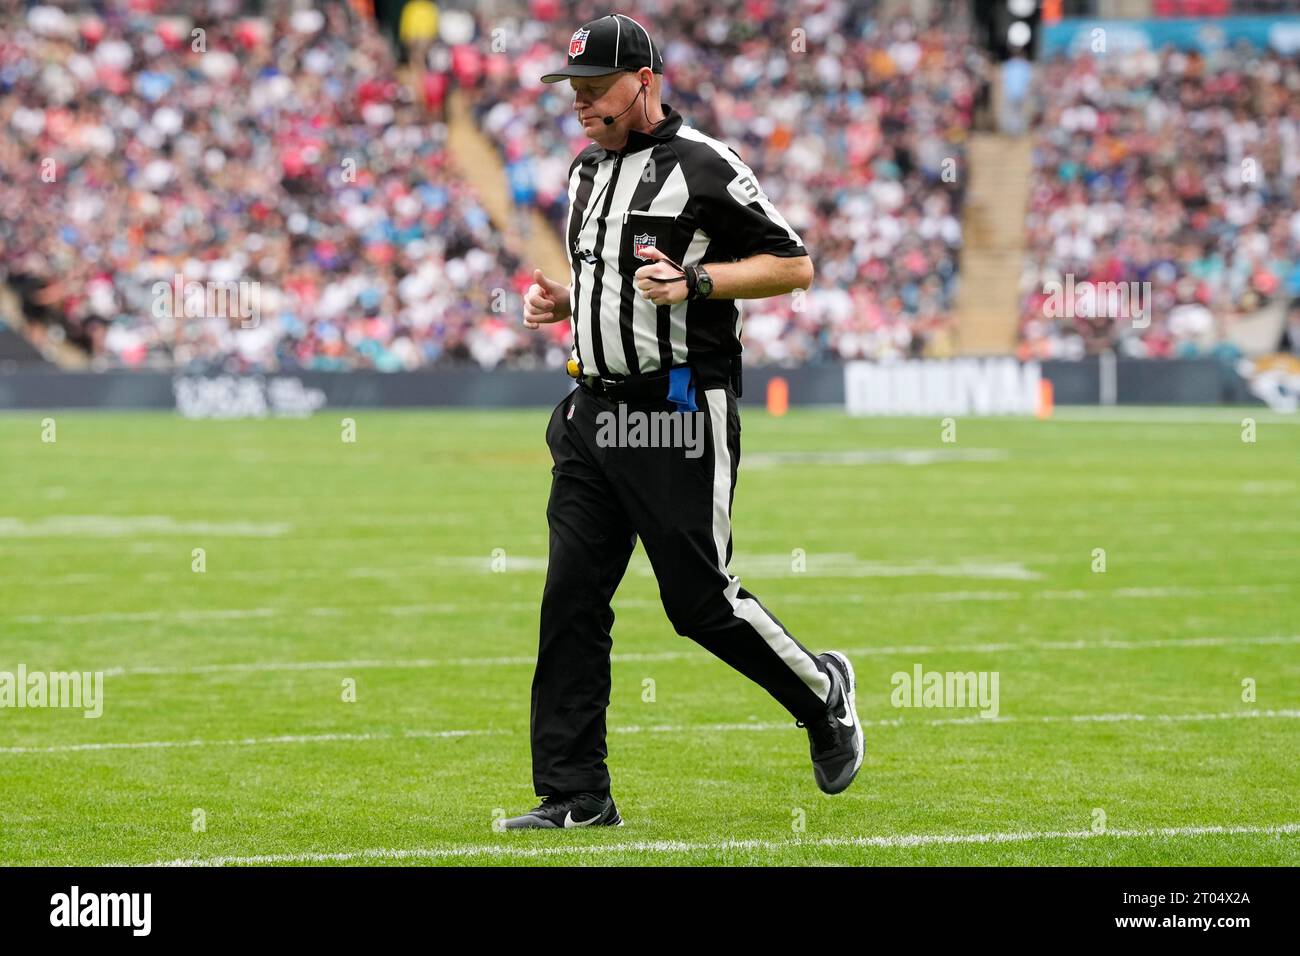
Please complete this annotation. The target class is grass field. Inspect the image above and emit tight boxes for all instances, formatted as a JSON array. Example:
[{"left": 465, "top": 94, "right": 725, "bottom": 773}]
[{"left": 2, "top": 404, "right": 1298, "bottom": 866}]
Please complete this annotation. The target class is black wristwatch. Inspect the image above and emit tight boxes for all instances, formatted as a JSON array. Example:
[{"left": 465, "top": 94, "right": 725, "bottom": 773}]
[{"left": 687, "top": 265, "right": 714, "bottom": 300}]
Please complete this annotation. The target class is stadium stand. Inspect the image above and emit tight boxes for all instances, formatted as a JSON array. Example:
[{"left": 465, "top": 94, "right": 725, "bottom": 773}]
[
  {"left": 8, "top": 1, "right": 1293, "bottom": 372},
  {"left": 0, "top": 0, "right": 555, "bottom": 372},
  {"left": 1, "top": 0, "right": 984, "bottom": 370},
  {"left": 1016, "top": 44, "right": 1300, "bottom": 360}
]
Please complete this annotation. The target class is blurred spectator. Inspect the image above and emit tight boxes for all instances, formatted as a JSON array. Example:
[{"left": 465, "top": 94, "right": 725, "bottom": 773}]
[
  {"left": 398, "top": 0, "right": 437, "bottom": 69},
  {"left": 999, "top": 47, "right": 1030, "bottom": 136},
  {"left": 1283, "top": 301, "right": 1300, "bottom": 357}
]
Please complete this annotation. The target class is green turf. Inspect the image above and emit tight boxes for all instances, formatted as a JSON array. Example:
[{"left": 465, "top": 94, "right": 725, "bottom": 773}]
[{"left": 1, "top": 404, "right": 1297, "bottom": 866}]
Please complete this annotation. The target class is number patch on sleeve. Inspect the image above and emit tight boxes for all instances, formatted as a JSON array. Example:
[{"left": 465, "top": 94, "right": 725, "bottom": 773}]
[{"left": 727, "top": 172, "right": 765, "bottom": 206}]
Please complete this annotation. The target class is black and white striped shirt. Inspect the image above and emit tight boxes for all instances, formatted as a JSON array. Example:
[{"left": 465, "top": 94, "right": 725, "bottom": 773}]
[{"left": 564, "top": 102, "right": 808, "bottom": 377}]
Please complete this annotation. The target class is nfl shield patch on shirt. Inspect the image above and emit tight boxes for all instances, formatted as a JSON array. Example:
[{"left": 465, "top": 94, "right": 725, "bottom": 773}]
[{"left": 633, "top": 233, "right": 658, "bottom": 260}]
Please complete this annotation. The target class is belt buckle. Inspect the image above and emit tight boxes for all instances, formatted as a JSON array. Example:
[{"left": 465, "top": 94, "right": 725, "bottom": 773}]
[
  {"left": 599, "top": 377, "right": 627, "bottom": 401},
  {"left": 578, "top": 375, "right": 613, "bottom": 399}
]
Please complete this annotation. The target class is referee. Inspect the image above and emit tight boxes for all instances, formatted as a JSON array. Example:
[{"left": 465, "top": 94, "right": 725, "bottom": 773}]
[{"left": 503, "top": 14, "right": 863, "bottom": 829}]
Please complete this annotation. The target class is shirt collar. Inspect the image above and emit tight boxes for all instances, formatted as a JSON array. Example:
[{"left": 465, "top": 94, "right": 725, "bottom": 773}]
[{"left": 588, "top": 102, "right": 683, "bottom": 162}]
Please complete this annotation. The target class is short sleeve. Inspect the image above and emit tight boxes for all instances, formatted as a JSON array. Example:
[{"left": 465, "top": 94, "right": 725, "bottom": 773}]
[{"left": 686, "top": 144, "right": 808, "bottom": 260}]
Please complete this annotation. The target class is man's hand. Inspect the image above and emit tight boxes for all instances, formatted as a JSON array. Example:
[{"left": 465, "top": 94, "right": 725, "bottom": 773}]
[
  {"left": 523, "top": 269, "right": 572, "bottom": 329},
  {"left": 633, "top": 247, "right": 688, "bottom": 307}
]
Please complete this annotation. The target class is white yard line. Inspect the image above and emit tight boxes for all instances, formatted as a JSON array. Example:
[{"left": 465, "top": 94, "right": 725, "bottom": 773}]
[
  {"left": 12, "top": 608, "right": 280, "bottom": 625},
  {"left": 0, "top": 516, "right": 289, "bottom": 537},
  {"left": 9, "top": 584, "right": 1286, "bottom": 625},
  {"left": 740, "top": 449, "right": 1008, "bottom": 468},
  {"left": 1050, "top": 407, "right": 1300, "bottom": 425},
  {"left": 0, "top": 728, "right": 502, "bottom": 754},
  {"left": 921, "top": 709, "right": 1300, "bottom": 726},
  {"left": 89, "top": 633, "right": 1300, "bottom": 678},
  {"left": 20, "top": 551, "right": 1300, "bottom": 586},
  {"left": 5, "top": 709, "right": 1297, "bottom": 756},
  {"left": 138, "top": 822, "right": 1300, "bottom": 866}
]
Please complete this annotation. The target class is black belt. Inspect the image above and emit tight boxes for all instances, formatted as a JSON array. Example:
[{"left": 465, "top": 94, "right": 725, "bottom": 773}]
[
  {"left": 574, "top": 355, "right": 742, "bottom": 403},
  {"left": 580, "top": 368, "right": 674, "bottom": 404}
]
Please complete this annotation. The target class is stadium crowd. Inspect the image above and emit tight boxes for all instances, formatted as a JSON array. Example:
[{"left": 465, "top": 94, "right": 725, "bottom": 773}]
[
  {"left": 1, "top": 0, "right": 983, "bottom": 371},
  {"left": 0, "top": 0, "right": 560, "bottom": 372},
  {"left": 11, "top": 0, "right": 1294, "bottom": 372},
  {"left": 1017, "top": 44, "right": 1300, "bottom": 360}
]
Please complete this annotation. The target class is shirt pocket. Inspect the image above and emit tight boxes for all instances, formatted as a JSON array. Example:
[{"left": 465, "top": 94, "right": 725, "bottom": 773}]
[{"left": 619, "top": 210, "right": 689, "bottom": 279}]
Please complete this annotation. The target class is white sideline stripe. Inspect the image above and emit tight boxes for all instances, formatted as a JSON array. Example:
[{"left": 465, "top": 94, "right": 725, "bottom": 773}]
[
  {"left": 13, "top": 608, "right": 280, "bottom": 625},
  {"left": 11, "top": 583, "right": 1283, "bottom": 624},
  {"left": 740, "top": 449, "right": 1008, "bottom": 468},
  {"left": 139, "top": 823, "right": 1300, "bottom": 866},
  {"left": 921, "top": 708, "right": 1300, "bottom": 726},
  {"left": 0, "top": 515, "right": 289, "bottom": 538},
  {"left": 18, "top": 541, "right": 1298, "bottom": 585},
  {"left": 92, "top": 633, "right": 1300, "bottom": 678},
  {"left": 917, "top": 584, "right": 1284, "bottom": 601},
  {"left": 7, "top": 710, "right": 1298, "bottom": 755},
  {"left": 0, "top": 729, "right": 501, "bottom": 754},
  {"left": 845, "top": 632, "right": 1300, "bottom": 656},
  {"left": 706, "top": 390, "right": 832, "bottom": 704},
  {"left": 0, "top": 733, "right": 496, "bottom": 754},
  {"left": 1051, "top": 407, "right": 1300, "bottom": 425}
]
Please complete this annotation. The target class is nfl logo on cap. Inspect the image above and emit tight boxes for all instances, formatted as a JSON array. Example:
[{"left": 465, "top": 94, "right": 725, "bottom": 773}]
[{"left": 541, "top": 16, "right": 664, "bottom": 85}]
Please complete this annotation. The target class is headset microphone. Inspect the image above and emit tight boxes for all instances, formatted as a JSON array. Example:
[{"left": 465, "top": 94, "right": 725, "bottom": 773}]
[{"left": 602, "top": 81, "right": 647, "bottom": 125}]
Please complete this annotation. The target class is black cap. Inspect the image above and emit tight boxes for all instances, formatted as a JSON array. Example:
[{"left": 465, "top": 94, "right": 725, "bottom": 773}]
[{"left": 540, "top": 14, "right": 664, "bottom": 84}]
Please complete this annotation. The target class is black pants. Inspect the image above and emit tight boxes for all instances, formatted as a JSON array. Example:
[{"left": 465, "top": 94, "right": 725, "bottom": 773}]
[{"left": 531, "top": 381, "right": 835, "bottom": 796}]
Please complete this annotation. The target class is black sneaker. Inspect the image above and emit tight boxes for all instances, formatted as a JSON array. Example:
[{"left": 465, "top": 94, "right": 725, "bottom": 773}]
[
  {"left": 500, "top": 791, "right": 624, "bottom": 829},
  {"left": 796, "top": 651, "right": 864, "bottom": 795}
]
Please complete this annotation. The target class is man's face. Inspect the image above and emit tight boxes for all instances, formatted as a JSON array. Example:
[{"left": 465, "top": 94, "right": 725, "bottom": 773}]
[{"left": 570, "top": 71, "right": 641, "bottom": 144}]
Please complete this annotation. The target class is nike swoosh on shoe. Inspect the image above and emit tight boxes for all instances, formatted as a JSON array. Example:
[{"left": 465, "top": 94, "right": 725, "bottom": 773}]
[{"left": 829, "top": 672, "right": 855, "bottom": 727}]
